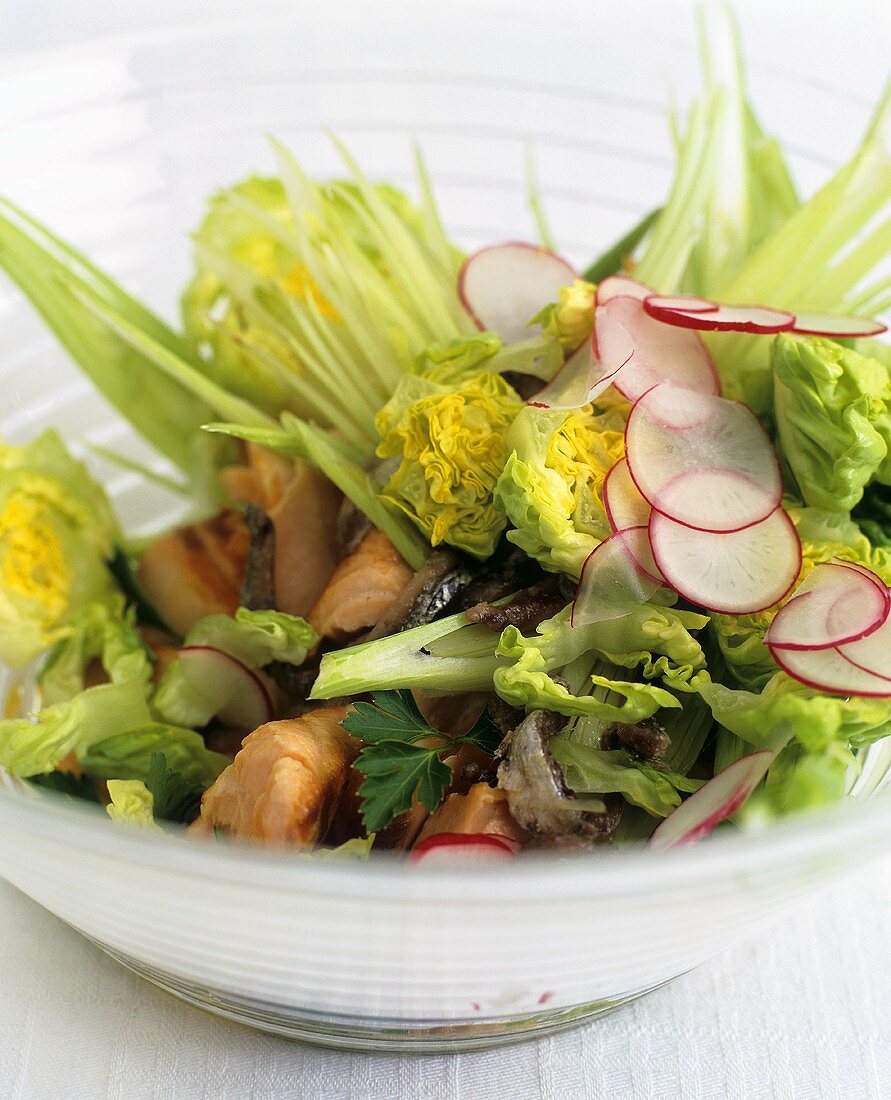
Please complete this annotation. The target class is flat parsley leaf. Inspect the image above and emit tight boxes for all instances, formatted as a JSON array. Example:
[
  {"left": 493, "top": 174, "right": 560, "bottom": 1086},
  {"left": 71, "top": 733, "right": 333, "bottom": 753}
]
[
  {"left": 145, "top": 752, "right": 204, "bottom": 824},
  {"left": 342, "top": 690, "right": 500, "bottom": 833}
]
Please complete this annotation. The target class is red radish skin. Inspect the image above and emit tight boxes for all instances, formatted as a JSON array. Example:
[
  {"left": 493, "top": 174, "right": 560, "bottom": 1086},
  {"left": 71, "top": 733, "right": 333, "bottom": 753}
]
[
  {"left": 594, "top": 296, "right": 720, "bottom": 402},
  {"left": 649, "top": 751, "right": 776, "bottom": 852},
  {"left": 602, "top": 458, "right": 651, "bottom": 532},
  {"left": 643, "top": 300, "right": 795, "bottom": 334},
  {"left": 457, "top": 242, "right": 577, "bottom": 344},
  {"left": 409, "top": 833, "right": 520, "bottom": 865},
  {"left": 178, "top": 645, "right": 275, "bottom": 731},
  {"left": 791, "top": 313, "right": 887, "bottom": 338},
  {"left": 768, "top": 642, "right": 891, "bottom": 698},
  {"left": 764, "top": 562, "right": 891, "bottom": 651},
  {"left": 624, "top": 385, "right": 782, "bottom": 533},
  {"left": 648, "top": 507, "right": 801, "bottom": 615},
  {"left": 572, "top": 526, "right": 663, "bottom": 627},
  {"left": 644, "top": 294, "right": 718, "bottom": 313}
]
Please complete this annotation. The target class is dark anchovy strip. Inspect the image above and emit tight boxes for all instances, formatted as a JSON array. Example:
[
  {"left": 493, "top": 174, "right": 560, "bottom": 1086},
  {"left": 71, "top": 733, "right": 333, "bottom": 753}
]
[
  {"left": 465, "top": 576, "right": 565, "bottom": 634},
  {"left": 364, "top": 550, "right": 476, "bottom": 641},
  {"left": 450, "top": 543, "right": 546, "bottom": 612},
  {"left": 240, "top": 505, "right": 277, "bottom": 611},
  {"left": 600, "top": 719, "right": 671, "bottom": 763},
  {"left": 496, "top": 709, "right": 622, "bottom": 840}
]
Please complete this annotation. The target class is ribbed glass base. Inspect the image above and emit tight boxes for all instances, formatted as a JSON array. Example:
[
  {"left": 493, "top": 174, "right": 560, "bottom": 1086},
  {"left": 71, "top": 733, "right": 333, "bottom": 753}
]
[{"left": 98, "top": 942, "right": 665, "bottom": 1053}]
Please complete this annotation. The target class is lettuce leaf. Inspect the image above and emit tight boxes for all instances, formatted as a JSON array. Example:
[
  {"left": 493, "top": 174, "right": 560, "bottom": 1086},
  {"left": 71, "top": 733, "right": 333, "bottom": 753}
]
[
  {"left": 106, "top": 780, "right": 160, "bottom": 830},
  {"left": 39, "top": 597, "right": 153, "bottom": 706},
  {"left": 773, "top": 334, "right": 890, "bottom": 512},
  {"left": 79, "top": 724, "right": 228, "bottom": 789},
  {"left": 0, "top": 681, "right": 152, "bottom": 777},
  {"left": 493, "top": 403, "right": 626, "bottom": 577},
  {"left": 549, "top": 739, "right": 702, "bottom": 818}
]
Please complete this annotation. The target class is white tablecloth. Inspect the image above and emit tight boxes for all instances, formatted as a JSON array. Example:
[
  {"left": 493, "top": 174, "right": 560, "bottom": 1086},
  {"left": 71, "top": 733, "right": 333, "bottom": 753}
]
[{"left": 2, "top": 860, "right": 890, "bottom": 1099}]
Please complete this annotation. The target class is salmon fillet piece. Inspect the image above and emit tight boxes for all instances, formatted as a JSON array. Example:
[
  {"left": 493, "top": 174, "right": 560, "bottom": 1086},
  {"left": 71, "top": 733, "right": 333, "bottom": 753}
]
[
  {"left": 190, "top": 706, "right": 358, "bottom": 847},
  {"left": 415, "top": 784, "right": 529, "bottom": 847},
  {"left": 309, "top": 529, "right": 414, "bottom": 642}
]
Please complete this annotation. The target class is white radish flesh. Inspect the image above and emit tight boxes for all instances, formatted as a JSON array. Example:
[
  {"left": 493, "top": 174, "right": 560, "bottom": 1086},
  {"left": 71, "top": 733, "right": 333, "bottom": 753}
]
[
  {"left": 649, "top": 751, "right": 776, "bottom": 852},
  {"left": 178, "top": 645, "right": 275, "bottom": 731},
  {"left": 643, "top": 300, "right": 794, "bottom": 334},
  {"left": 764, "top": 562, "right": 890, "bottom": 651},
  {"left": 458, "top": 242, "right": 577, "bottom": 344},
  {"left": 768, "top": 642, "right": 891, "bottom": 697},
  {"left": 528, "top": 336, "right": 630, "bottom": 410},
  {"left": 625, "top": 384, "right": 782, "bottom": 532},
  {"left": 791, "top": 313, "right": 887, "bottom": 338},
  {"left": 572, "top": 527, "right": 662, "bottom": 627},
  {"left": 595, "top": 274, "right": 653, "bottom": 303},
  {"left": 644, "top": 294, "right": 718, "bottom": 313},
  {"left": 837, "top": 615, "right": 891, "bottom": 683},
  {"left": 602, "top": 457, "right": 651, "bottom": 532},
  {"left": 648, "top": 508, "right": 801, "bottom": 614},
  {"left": 594, "top": 295, "right": 720, "bottom": 402}
]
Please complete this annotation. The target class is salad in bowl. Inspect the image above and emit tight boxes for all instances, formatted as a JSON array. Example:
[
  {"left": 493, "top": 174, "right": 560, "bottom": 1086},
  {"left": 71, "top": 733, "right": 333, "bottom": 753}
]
[{"left": 0, "top": 10, "right": 889, "bottom": 874}]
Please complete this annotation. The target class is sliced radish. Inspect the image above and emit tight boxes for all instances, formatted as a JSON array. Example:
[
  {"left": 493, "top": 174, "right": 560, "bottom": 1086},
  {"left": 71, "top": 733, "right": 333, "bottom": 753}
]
[
  {"left": 837, "top": 615, "right": 891, "bottom": 683},
  {"left": 596, "top": 274, "right": 653, "bottom": 304},
  {"left": 602, "top": 457, "right": 651, "bottom": 532},
  {"left": 528, "top": 335, "right": 631, "bottom": 410},
  {"left": 831, "top": 559, "right": 889, "bottom": 595},
  {"left": 764, "top": 562, "right": 890, "bottom": 651},
  {"left": 572, "top": 527, "right": 662, "bottom": 627},
  {"left": 643, "top": 300, "right": 794, "bottom": 334},
  {"left": 649, "top": 751, "right": 776, "bottom": 852},
  {"left": 594, "top": 295, "right": 720, "bottom": 402},
  {"left": 791, "top": 312, "right": 887, "bottom": 338},
  {"left": 649, "top": 508, "right": 801, "bottom": 614},
  {"left": 178, "top": 645, "right": 275, "bottom": 731},
  {"left": 644, "top": 294, "right": 718, "bottom": 313},
  {"left": 458, "top": 242, "right": 577, "bottom": 344},
  {"left": 768, "top": 643, "right": 891, "bottom": 698},
  {"left": 409, "top": 833, "right": 520, "bottom": 865},
  {"left": 625, "top": 385, "right": 782, "bottom": 533}
]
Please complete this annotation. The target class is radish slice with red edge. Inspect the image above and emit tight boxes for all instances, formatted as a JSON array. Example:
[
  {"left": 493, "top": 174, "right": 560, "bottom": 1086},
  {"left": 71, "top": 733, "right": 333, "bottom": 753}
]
[
  {"left": 594, "top": 296, "right": 720, "bottom": 401},
  {"left": 649, "top": 507, "right": 801, "bottom": 615},
  {"left": 645, "top": 294, "right": 718, "bottom": 313},
  {"left": 625, "top": 384, "right": 782, "bottom": 533},
  {"left": 602, "top": 457, "right": 651, "bottom": 532},
  {"left": 409, "top": 833, "right": 520, "bottom": 865},
  {"left": 791, "top": 312, "right": 887, "bottom": 338},
  {"left": 643, "top": 299, "right": 795, "bottom": 334},
  {"left": 528, "top": 336, "right": 631, "bottom": 410},
  {"left": 572, "top": 526, "right": 662, "bottom": 627},
  {"left": 768, "top": 642, "right": 891, "bottom": 697},
  {"left": 649, "top": 751, "right": 776, "bottom": 852},
  {"left": 764, "top": 562, "right": 890, "bottom": 651},
  {"left": 458, "top": 242, "right": 577, "bottom": 344},
  {"left": 178, "top": 645, "right": 276, "bottom": 731},
  {"left": 831, "top": 558, "right": 889, "bottom": 594},
  {"left": 596, "top": 274, "right": 653, "bottom": 304},
  {"left": 837, "top": 614, "right": 891, "bottom": 683}
]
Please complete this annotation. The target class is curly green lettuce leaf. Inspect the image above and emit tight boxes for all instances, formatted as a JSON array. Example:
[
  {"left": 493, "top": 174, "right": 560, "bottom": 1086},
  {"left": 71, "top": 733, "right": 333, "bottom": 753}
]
[
  {"left": 79, "top": 724, "right": 228, "bottom": 789},
  {"left": 773, "top": 334, "right": 890, "bottom": 512},
  {"left": 493, "top": 404, "right": 626, "bottom": 577},
  {"left": 106, "top": 780, "right": 161, "bottom": 830},
  {"left": 549, "top": 739, "right": 702, "bottom": 818},
  {"left": 0, "top": 198, "right": 219, "bottom": 486},
  {"left": 376, "top": 369, "right": 522, "bottom": 558},
  {"left": 0, "top": 431, "right": 122, "bottom": 668},
  {"left": 39, "top": 596, "right": 153, "bottom": 706},
  {"left": 0, "top": 681, "right": 152, "bottom": 777},
  {"left": 532, "top": 280, "right": 596, "bottom": 350},
  {"left": 740, "top": 740, "right": 855, "bottom": 824}
]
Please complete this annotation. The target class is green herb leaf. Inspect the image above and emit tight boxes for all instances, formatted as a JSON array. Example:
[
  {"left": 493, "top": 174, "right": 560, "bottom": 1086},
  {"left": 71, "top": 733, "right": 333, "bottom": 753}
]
[
  {"left": 29, "top": 770, "right": 100, "bottom": 803},
  {"left": 144, "top": 752, "right": 205, "bottom": 825},
  {"left": 342, "top": 691, "right": 499, "bottom": 833}
]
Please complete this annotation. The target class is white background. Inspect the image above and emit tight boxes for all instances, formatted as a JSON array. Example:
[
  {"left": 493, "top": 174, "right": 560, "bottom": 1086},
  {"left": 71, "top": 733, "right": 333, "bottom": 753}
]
[{"left": 1, "top": 2, "right": 890, "bottom": 1097}]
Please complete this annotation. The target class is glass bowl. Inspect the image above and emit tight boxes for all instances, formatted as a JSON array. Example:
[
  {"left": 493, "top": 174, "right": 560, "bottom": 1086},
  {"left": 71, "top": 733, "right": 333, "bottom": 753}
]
[{"left": 0, "top": 3, "right": 889, "bottom": 1053}]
